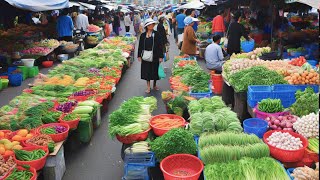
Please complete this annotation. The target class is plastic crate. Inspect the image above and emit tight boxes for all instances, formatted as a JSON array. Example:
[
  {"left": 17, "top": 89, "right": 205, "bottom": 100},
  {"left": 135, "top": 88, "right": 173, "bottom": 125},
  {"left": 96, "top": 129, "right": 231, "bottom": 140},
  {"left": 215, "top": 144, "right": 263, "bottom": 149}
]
[
  {"left": 17, "top": 66, "right": 28, "bottom": 80},
  {"left": 189, "top": 83, "right": 213, "bottom": 99},
  {"left": 286, "top": 168, "right": 294, "bottom": 180},
  {"left": 281, "top": 99, "right": 296, "bottom": 108},
  {"left": 248, "top": 86, "right": 273, "bottom": 100},
  {"left": 247, "top": 99, "right": 258, "bottom": 108},
  {"left": 28, "top": 66, "right": 39, "bottom": 78},
  {"left": 8, "top": 73, "right": 23, "bottom": 86},
  {"left": 243, "top": 118, "right": 268, "bottom": 138},
  {"left": 8, "top": 66, "right": 17, "bottom": 73},
  {"left": 124, "top": 152, "right": 155, "bottom": 167},
  {"left": 122, "top": 164, "right": 149, "bottom": 180}
]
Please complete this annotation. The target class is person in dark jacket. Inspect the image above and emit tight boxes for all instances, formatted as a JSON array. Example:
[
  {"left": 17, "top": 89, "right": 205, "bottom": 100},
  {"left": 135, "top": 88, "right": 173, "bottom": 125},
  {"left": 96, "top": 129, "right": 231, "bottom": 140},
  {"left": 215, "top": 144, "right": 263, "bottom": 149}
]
[
  {"left": 113, "top": 12, "right": 120, "bottom": 36},
  {"left": 227, "top": 12, "right": 250, "bottom": 55},
  {"left": 138, "top": 18, "right": 164, "bottom": 93},
  {"left": 157, "top": 16, "right": 168, "bottom": 53}
]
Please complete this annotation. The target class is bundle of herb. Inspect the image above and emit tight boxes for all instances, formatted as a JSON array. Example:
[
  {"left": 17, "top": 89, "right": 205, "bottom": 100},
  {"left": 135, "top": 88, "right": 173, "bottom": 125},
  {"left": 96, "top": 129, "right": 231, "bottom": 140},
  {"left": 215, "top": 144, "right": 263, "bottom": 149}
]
[{"left": 290, "top": 87, "right": 319, "bottom": 117}]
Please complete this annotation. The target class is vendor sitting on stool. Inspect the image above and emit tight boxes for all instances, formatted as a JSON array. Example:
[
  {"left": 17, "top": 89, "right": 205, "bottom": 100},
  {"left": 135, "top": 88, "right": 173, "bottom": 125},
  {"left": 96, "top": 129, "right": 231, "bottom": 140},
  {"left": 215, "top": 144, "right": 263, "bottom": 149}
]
[{"left": 205, "top": 35, "right": 228, "bottom": 74}]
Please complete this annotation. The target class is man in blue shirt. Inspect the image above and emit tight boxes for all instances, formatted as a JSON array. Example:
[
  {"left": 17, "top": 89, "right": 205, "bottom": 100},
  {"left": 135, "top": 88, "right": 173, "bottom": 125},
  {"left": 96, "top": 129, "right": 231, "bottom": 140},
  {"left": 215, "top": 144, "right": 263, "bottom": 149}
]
[
  {"left": 56, "top": 9, "right": 74, "bottom": 41},
  {"left": 176, "top": 9, "right": 186, "bottom": 35},
  {"left": 205, "top": 35, "right": 226, "bottom": 73}
]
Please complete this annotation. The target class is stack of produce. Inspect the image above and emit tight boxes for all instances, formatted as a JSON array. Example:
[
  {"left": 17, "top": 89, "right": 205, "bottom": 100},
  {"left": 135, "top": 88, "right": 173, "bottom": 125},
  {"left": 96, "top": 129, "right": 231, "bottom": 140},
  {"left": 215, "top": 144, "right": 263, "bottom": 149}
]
[
  {"left": 228, "top": 66, "right": 287, "bottom": 92},
  {"left": 25, "top": 135, "right": 55, "bottom": 152},
  {"left": 0, "top": 138, "right": 22, "bottom": 156},
  {"left": 257, "top": 98, "right": 285, "bottom": 113},
  {"left": 165, "top": 93, "right": 194, "bottom": 116},
  {"left": 230, "top": 46, "right": 271, "bottom": 60},
  {"left": 0, "top": 155, "right": 16, "bottom": 177},
  {"left": 284, "top": 68, "right": 319, "bottom": 85},
  {"left": 108, "top": 97, "right": 157, "bottom": 138},
  {"left": 265, "top": 115, "right": 297, "bottom": 131},
  {"left": 87, "top": 24, "right": 101, "bottom": 32},
  {"left": 5, "top": 167, "right": 35, "bottom": 180},
  {"left": 291, "top": 163, "right": 319, "bottom": 180},
  {"left": 266, "top": 131, "right": 303, "bottom": 150},
  {"left": 124, "top": 141, "right": 151, "bottom": 154},
  {"left": 289, "top": 56, "right": 307, "bottom": 66},
  {"left": 21, "top": 47, "right": 52, "bottom": 55},
  {"left": 34, "top": 39, "right": 60, "bottom": 48},
  {"left": 150, "top": 128, "right": 197, "bottom": 161},
  {"left": 199, "top": 132, "right": 269, "bottom": 164},
  {"left": 293, "top": 113, "right": 319, "bottom": 138},
  {"left": 204, "top": 157, "right": 289, "bottom": 180},
  {"left": 290, "top": 87, "right": 319, "bottom": 117},
  {"left": 188, "top": 97, "right": 243, "bottom": 135},
  {"left": 308, "top": 138, "right": 319, "bottom": 154}
]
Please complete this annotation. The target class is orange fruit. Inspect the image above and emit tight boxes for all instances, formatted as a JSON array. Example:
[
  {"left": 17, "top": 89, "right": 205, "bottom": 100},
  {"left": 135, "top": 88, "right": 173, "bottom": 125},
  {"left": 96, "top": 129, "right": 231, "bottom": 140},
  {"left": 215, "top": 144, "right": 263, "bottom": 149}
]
[
  {"left": 12, "top": 135, "right": 22, "bottom": 141},
  {"left": 0, "top": 132, "right": 5, "bottom": 138},
  {"left": 0, "top": 144, "right": 5, "bottom": 149},
  {"left": 4, "top": 150, "right": 13, "bottom": 156},
  {"left": 12, "top": 145, "right": 22, "bottom": 150},
  {"left": 26, "top": 134, "right": 33, "bottom": 139},
  {"left": 17, "top": 129, "right": 28, "bottom": 137},
  {"left": 0, "top": 147, "right": 5, "bottom": 155}
]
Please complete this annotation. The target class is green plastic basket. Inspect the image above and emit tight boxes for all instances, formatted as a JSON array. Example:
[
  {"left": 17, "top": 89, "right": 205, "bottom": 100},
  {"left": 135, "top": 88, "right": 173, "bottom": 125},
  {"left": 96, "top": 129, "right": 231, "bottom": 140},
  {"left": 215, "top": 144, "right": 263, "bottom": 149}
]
[
  {"left": 1, "top": 79, "right": 9, "bottom": 89},
  {"left": 28, "top": 66, "right": 39, "bottom": 78},
  {"left": 18, "top": 66, "right": 28, "bottom": 80}
]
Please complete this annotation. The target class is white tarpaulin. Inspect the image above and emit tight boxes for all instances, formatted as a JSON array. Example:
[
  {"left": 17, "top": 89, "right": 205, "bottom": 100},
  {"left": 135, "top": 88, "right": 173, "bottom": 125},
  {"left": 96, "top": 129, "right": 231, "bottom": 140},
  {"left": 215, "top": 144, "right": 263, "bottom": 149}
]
[
  {"left": 204, "top": 0, "right": 217, "bottom": 6},
  {"left": 103, "top": 5, "right": 116, "bottom": 10},
  {"left": 179, "top": 0, "right": 205, "bottom": 9},
  {"left": 4, "top": 0, "right": 69, "bottom": 12},
  {"left": 78, "top": 2, "right": 95, "bottom": 10},
  {"left": 286, "top": 0, "right": 319, "bottom": 9}
]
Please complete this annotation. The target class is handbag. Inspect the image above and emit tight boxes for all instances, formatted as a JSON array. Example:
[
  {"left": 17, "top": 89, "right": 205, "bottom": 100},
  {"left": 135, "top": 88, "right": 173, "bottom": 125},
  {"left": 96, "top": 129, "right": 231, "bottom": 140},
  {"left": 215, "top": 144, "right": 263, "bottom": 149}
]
[
  {"left": 223, "top": 23, "right": 232, "bottom": 47},
  {"left": 142, "top": 33, "right": 154, "bottom": 62},
  {"left": 158, "top": 63, "right": 166, "bottom": 79}
]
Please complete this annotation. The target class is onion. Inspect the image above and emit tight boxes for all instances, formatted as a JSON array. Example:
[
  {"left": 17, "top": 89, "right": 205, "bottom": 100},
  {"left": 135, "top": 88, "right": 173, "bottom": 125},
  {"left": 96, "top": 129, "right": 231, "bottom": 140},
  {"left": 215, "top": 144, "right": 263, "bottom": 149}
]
[
  {"left": 265, "top": 117, "right": 271, "bottom": 121},
  {"left": 277, "top": 127, "right": 282, "bottom": 130},
  {"left": 286, "top": 128, "right": 293, "bottom": 131},
  {"left": 268, "top": 122, "right": 272, "bottom": 126},
  {"left": 280, "top": 121, "right": 287, "bottom": 128},
  {"left": 274, "top": 120, "right": 280, "bottom": 126},
  {"left": 286, "top": 123, "right": 293, "bottom": 128},
  {"left": 271, "top": 125, "right": 278, "bottom": 130},
  {"left": 278, "top": 116, "right": 283, "bottom": 120}
]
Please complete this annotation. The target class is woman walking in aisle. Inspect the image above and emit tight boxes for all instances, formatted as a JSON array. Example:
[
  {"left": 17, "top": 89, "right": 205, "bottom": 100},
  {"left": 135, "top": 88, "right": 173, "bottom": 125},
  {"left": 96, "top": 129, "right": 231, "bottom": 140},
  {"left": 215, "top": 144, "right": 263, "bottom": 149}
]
[
  {"left": 181, "top": 16, "right": 200, "bottom": 56},
  {"left": 138, "top": 18, "right": 164, "bottom": 94}
]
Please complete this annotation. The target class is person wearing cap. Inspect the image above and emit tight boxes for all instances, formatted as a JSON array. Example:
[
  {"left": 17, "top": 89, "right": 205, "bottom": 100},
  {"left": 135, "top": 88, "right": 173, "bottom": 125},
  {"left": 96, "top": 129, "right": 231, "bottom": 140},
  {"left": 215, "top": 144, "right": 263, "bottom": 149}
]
[
  {"left": 181, "top": 16, "right": 201, "bottom": 56},
  {"left": 138, "top": 18, "right": 164, "bottom": 93},
  {"left": 205, "top": 35, "right": 226, "bottom": 73}
]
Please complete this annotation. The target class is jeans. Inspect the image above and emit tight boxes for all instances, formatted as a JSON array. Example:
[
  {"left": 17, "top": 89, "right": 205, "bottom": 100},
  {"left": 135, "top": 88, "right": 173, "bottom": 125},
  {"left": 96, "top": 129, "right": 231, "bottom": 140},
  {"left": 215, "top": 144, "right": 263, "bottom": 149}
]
[
  {"left": 212, "top": 32, "right": 224, "bottom": 37},
  {"left": 177, "top": 28, "right": 184, "bottom": 35},
  {"left": 114, "top": 26, "right": 119, "bottom": 36}
]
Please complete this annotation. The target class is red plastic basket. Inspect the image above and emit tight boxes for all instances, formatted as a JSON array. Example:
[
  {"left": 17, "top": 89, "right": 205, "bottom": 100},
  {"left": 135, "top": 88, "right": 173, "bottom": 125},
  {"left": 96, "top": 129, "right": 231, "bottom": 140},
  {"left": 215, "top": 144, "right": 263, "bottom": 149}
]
[
  {"left": 160, "top": 154, "right": 203, "bottom": 180},
  {"left": 3, "top": 166, "right": 37, "bottom": 180},
  {"left": 116, "top": 128, "right": 150, "bottom": 144},
  {"left": 263, "top": 130, "right": 308, "bottom": 162},
  {"left": 150, "top": 114, "right": 186, "bottom": 136},
  {"left": 36, "top": 123, "right": 70, "bottom": 142},
  {"left": 253, "top": 105, "right": 290, "bottom": 120},
  {"left": 59, "top": 114, "right": 80, "bottom": 129},
  {"left": 13, "top": 146, "right": 49, "bottom": 171}
]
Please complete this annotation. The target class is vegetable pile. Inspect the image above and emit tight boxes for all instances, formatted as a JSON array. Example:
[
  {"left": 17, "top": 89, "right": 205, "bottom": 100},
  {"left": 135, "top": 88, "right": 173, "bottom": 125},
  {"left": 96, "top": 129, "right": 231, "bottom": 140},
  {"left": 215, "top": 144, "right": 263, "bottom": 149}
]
[
  {"left": 87, "top": 24, "right": 100, "bottom": 32},
  {"left": 289, "top": 56, "right": 307, "bottom": 66},
  {"left": 124, "top": 141, "right": 151, "bottom": 154},
  {"left": 308, "top": 138, "right": 319, "bottom": 154},
  {"left": 258, "top": 98, "right": 284, "bottom": 113},
  {"left": 62, "top": 113, "right": 79, "bottom": 121},
  {"left": 266, "top": 131, "right": 303, "bottom": 150},
  {"left": 108, "top": 97, "right": 157, "bottom": 138},
  {"left": 26, "top": 135, "right": 55, "bottom": 152},
  {"left": 204, "top": 157, "right": 289, "bottom": 180},
  {"left": 229, "top": 66, "right": 287, "bottom": 92},
  {"left": 5, "top": 167, "right": 34, "bottom": 180},
  {"left": 151, "top": 115, "right": 185, "bottom": 130},
  {"left": 291, "top": 163, "right": 319, "bottom": 180},
  {"left": 284, "top": 69, "right": 319, "bottom": 85},
  {"left": 40, "top": 125, "right": 67, "bottom": 134},
  {"left": 199, "top": 132, "right": 269, "bottom": 164},
  {"left": 150, "top": 128, "right": 197, "bottom": 161},
  {"left": 293, "top": 113, "right": 319, "bottom": 138},
  {"left": 0, "top": 156, "right": 16, "bottom": 177},
  {"left": 56, "top": 101, "right": 77, "bottom": 113},
  {"left": 14, "top": 149, "right": 46, "bottom": 161},
  {"left": 265, "top": 115, "right": 297, "bottom": 131},
  {"left": 290, "top": 87, "right": 319, "bottom": 117}
]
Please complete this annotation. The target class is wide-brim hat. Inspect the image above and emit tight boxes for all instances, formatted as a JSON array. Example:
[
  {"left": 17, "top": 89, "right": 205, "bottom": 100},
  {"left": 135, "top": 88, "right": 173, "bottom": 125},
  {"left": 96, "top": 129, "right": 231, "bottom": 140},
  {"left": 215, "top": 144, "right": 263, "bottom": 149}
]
[{"left": 144, "top": 18, "right": 157, "bottom": 27}]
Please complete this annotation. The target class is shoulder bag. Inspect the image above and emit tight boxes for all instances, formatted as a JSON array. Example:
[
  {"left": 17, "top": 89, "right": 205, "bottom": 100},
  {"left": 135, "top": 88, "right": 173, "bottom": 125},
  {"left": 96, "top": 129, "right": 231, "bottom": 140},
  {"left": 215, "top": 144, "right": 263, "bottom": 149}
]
[{"left": 142, "top": 33, "right": 155, "bottom": 62}]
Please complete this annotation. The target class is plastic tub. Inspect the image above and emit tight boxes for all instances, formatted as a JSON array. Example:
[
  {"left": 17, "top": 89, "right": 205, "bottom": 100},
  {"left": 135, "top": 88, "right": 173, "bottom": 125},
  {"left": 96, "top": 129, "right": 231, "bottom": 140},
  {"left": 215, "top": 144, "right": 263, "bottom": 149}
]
[
  {"left": 13, "top": 146, "right": 49, "bottom": 170},
  {"left": 150, "top": 114, "right": 186, "bottom": 136},
  {"left": 17, "top": 66, "right": 28, "bottom": 80},
  {"left": 59, "top": 114, "right": 80, "bottom": 130},
  {"left": 243, "top": 118, "right": 268, "bottom": 138},
  {"left": 8, "top": 73, "right": 23, "bottom": 86},
  {"left": 160, "top": 154, "right": 203, "bottom": 180},
  {"left": 1, "top": 79, "right": 9, "bottom": 88},
  {"left": 3, "top": 166, "right": 37, "bottom": 180},
  {"left": 263, "top": 130, "right": 308, "bottom": 162},
  {"left": 241, "top": 40, "right": 255, "bottom": 53},
  {"left": 211, "top": 74, "right": 223, "bottom": 95},
  {"left": 253, "top": 105, "right": 289, "bottom": 120},
  {"left": 42, "top": 61, "right": 53, "bottom": 68},
  {"left": 36, "top": 123, "right": 70, "bottom": 142},
  {"left": 116, "top": 128, "right": 150, "bottom": 144},
  {"left": 21, "top": 59, "right": 35, "bottom": 67},
  {"left": 307, "top": 60, "right": 318, "bottom": 67},
  {"left": 28, "top": 66, "right": 39, "bottom": 78}
]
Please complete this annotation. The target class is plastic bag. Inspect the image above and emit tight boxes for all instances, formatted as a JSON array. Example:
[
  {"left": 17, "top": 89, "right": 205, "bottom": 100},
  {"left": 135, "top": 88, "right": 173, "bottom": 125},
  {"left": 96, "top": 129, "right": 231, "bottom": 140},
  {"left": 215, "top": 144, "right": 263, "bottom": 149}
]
[{"left": 158, "top": 63, "right": 166, "bottom": 79}]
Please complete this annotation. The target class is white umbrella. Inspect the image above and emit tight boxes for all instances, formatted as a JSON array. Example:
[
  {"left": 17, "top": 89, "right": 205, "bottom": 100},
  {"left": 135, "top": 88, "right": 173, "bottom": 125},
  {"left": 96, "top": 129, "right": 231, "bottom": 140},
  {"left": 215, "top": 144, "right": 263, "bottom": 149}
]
[{"left": 179, "top": 0, "right": 205, "bottom": 9}]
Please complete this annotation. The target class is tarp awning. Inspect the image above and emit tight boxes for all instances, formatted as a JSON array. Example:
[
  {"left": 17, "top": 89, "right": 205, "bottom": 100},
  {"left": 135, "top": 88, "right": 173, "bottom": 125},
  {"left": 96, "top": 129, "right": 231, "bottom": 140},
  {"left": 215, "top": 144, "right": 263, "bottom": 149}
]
[
  {"left": 179, "top": 0, "right": 205, "bottom": 9},
  {"left": 78, "top": 2, "right": 96, "bottom": 10},
  {"left": 103, "top": 5, "right": 116, "bottom": 10},
  {"left": 4, "top": 0, "right": 69, "bottom": 12},
  {"left": 286, "top": 0, "right": 319, "bottom": 9}
]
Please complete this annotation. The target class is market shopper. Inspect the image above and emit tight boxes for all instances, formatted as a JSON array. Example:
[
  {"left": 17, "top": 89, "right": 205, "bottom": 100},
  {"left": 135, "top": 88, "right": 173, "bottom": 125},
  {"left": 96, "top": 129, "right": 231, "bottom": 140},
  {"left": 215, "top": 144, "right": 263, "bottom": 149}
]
[
  {"left": 212, "top": 10, "right": 225, "bottom": 37},
  {"left": 138, "top": 18, "right": 164, "bottom": 94},
  {"left": 176, "top": 9, "right": 186, "bottom": 35},
  {"left": 113, "top": 12, "right": 121, "bottom": 36},
  {"left": 227, "top": 12, "right": 250, "bottom": 55},
  {"left": 76, "top": 10, "right": 89, "bottom": 31},
  {"left": 181, "top": 17, "right": 200, "bottom": 56},
  {"left": 124, "top": 13, "right": 132, "bottom": 33},
  {"left": 205, "top": 35, "right": 226, "bottom": 73},
  {"left": 56, "top": 9, "right": 74, "bottom": 41},
  {"left": 134, "top": 12, "right": 142, "bottom": 36}
]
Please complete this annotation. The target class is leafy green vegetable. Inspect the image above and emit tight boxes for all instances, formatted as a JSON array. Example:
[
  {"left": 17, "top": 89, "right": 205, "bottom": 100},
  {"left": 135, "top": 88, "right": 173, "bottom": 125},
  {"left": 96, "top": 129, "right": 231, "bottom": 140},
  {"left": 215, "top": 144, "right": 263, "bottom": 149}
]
[
  {"left": 189, "top": 112, "right": 216, "bottom": 135},
  {"left": 150, "top": 128, "right": 197, "bottom": 161},
  {"left": 290, "top": 87, "right": 319, "bottom": 117},
  {"left": 24, "top": 101, "right": 54, "bottom": 117},
  {"left": 19, "top": 117, "right": 43, "bottom": 130},
  {"left": 167, "top": 95, "right": 188, "bottom": 116},
  {"left": 258, "top": 98, "right": 284, "bottom": 113},
  {"left": 229, "top": 66, "right": 287, "bottom": 92},
  {"left": 204, "top": 157, "right": 289, "bottom": 180},
  {"left": 188, "top": 97, "right": 227, "bottom": 114}
]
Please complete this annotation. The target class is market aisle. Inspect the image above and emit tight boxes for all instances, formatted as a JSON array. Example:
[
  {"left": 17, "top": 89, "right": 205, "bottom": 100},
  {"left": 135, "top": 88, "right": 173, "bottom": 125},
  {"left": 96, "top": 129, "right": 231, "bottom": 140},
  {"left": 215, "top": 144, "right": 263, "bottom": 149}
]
[{"left": 63, "top": 35, "right": 179, "bottom": 180}]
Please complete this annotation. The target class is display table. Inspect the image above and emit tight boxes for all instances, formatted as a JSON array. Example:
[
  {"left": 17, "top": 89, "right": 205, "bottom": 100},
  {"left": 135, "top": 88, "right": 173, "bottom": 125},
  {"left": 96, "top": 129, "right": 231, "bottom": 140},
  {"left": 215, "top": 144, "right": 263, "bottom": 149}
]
[{"left": 43, "top": 142, "right": 66, "bottom": 180}]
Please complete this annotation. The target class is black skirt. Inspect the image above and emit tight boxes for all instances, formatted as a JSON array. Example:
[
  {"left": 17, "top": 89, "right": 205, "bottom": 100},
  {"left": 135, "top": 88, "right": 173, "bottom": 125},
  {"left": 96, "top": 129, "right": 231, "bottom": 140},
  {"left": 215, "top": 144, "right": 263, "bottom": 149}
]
[{"left": 141, "top": 60, "right": 159, "bottom": 81}]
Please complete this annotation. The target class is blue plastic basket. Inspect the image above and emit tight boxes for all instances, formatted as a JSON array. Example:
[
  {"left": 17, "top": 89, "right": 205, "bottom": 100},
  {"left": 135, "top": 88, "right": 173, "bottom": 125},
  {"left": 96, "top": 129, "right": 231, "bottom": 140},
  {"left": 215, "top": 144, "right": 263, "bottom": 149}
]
[
  {"left": 247, "top": 99, "right": 258, "bottom": 108},
  {"left": 8, "top": 73, "right": 23, "bottom": 86},
  {"left": 241, "top": 40, "right": 255, "bottom": 53},
  {"left": 286, "top": 168, "right": 295, "bottom": 180},
  {"left": 307, "top": 60, "right": 318, "bottom": 67},
  {"left": 8, "top": 66, "right": 17, "bottom": 73},
  {"left": 243, "top": 118, "right": 268, "bottom": 138},
  {"left": 125, "top": 33, "right": 133, "bottom": 37},
  {"left": 124, "top": 152, "right": 155, "bottom": 167},
  {"left": 189, "top": 83, "right": 213, "bottom": 99},
  {"left": 122, "top": 164, "right": 149, "bottom": 180},
  {"left": 248, "top": 86, "right": 273, "bottom": 100}
]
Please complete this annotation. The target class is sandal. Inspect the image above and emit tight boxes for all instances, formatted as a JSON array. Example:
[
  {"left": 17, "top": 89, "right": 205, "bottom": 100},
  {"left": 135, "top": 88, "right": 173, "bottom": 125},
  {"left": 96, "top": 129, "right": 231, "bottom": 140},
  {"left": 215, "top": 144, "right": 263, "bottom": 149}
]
[
  {"left": 145, "top": 88, "right": 151, "bottom": 94},
  {"left": 153, "top": 86, "right": 160, "bottom": 91}
]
